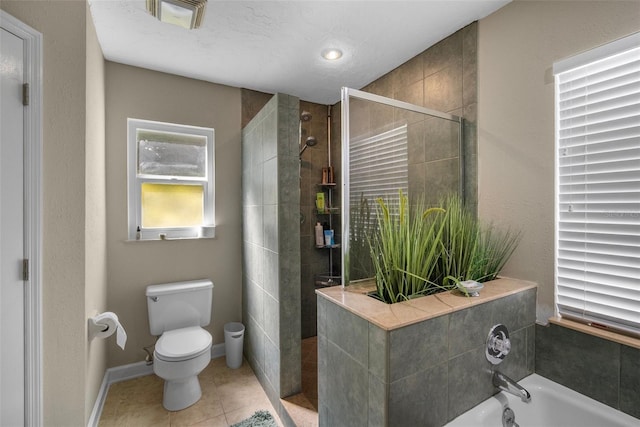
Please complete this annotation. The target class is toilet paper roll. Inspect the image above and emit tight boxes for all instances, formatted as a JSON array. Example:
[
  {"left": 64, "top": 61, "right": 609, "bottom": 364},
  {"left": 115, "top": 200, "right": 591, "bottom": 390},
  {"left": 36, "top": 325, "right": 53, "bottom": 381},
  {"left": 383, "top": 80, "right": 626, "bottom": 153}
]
[{"left": 91, "top": 312, "right": 128, "bottom": 350}]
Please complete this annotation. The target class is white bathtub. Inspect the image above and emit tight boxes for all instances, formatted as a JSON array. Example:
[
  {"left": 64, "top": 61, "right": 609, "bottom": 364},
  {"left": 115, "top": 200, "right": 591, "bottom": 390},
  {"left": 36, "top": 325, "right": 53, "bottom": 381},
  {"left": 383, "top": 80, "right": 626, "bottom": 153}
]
[{"left": 446, "top": 374, "right": 640, "bottom": 427}]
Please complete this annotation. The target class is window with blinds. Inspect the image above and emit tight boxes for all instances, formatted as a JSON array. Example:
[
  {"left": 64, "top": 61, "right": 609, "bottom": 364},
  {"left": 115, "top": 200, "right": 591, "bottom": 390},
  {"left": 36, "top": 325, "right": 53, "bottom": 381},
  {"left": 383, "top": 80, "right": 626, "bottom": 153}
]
[
  {"left": 347, "top": 124, "right": 409, "bottom": 281},
  {"left": 349, "top": 124, "right": 409, "bottom": 213},
  {"left": 554, "top": 33, "right": 640, "bottom": 338}
]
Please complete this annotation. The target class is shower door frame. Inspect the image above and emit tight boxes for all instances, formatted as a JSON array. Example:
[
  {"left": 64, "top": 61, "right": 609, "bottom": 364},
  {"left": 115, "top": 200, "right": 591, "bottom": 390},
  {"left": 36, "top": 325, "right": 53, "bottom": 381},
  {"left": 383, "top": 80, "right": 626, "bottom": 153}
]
[{"left": 340, "top": 87, "right": 464, "bottom": 287}]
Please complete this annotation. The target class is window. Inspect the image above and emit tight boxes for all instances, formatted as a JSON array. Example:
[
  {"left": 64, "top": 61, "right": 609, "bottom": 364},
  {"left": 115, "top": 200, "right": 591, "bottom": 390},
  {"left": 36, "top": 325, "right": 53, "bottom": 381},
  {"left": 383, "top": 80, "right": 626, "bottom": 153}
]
[
  {"left": 349, "top": 123, "right": 409, "bottom": 216},
  {"left": 128, "top": 118, "right": 215, "bottom": 240},
  {"left": 554, "top": 33, "right": 640, "bottom": 337},
  {"left": 348, "top": 123, "right": 409, "bottom": 281}
]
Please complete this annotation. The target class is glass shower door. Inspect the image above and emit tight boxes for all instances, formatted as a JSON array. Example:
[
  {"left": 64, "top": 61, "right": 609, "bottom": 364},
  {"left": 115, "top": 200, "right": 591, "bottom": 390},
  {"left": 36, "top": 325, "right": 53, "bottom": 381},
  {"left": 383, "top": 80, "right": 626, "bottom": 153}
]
[{"left": 341, "top": 87, "right": 464, "bottom": 286}]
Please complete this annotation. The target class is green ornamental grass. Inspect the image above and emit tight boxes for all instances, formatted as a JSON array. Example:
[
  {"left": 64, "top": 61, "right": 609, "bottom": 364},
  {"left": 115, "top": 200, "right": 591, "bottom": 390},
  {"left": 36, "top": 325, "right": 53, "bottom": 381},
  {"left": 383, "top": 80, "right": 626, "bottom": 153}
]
[
  {"left": 368, "top": 191, "right": 446, "bottom": 303},
  {"left": 368, "top": 191, "right": 520, "bottom": 303}
]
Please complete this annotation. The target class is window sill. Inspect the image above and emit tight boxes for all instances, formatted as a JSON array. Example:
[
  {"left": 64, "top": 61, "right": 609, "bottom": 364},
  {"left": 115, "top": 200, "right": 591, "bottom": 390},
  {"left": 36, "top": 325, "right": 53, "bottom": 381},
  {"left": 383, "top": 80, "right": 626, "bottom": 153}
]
[
  {"left": 125, "top": 236, "right": 215, "bottom": 243},
  {"left": 128, "top": 225, "right": 216, "bottom": 241},
  {"left": 548, "top": 316, "right": 640, "bottom": 350}
]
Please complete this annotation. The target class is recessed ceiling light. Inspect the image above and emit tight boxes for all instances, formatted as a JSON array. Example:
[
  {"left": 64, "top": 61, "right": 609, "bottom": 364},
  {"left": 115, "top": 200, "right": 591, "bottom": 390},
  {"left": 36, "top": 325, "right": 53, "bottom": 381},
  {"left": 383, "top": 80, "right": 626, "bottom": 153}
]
[
  {"left": 321, "top": 48, "right": 343, "bottom": 61},
  {"left": 146, "top": 0, "right": 207, "bottom": 30}
]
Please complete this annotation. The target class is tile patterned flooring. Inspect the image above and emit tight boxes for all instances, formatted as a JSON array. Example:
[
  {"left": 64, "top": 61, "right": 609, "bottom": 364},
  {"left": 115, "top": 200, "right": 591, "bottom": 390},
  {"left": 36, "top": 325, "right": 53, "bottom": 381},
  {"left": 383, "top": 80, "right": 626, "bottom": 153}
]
[
  {"left": 98, "top": 337, "right": 320, "bottom": 427},
  {"left": 282, "top": 337, "right": 319, "bottom": 427},
  {"left": 300, "top": 336, "right": 318, "bottom": 410},
  {"left": 98, "top": 357, "right": 282, "bottom": 427}
]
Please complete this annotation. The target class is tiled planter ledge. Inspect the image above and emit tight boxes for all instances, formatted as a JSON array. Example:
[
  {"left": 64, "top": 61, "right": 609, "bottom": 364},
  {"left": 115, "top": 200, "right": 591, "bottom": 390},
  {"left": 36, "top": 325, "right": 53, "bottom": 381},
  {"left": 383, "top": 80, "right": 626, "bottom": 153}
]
[
  {"left": 316, "top": 277, "right": 537, "bottom": 331},
  {"left": 315, "top": 277, "right": 538, "bottom": 427}
]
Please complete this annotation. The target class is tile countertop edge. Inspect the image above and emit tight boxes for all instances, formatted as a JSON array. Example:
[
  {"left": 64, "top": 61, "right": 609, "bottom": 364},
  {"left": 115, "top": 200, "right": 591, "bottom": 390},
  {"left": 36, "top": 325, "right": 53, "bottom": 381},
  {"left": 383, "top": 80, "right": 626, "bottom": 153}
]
[{"left": 316, "top": 277, "right": 537, "bottom": 331}]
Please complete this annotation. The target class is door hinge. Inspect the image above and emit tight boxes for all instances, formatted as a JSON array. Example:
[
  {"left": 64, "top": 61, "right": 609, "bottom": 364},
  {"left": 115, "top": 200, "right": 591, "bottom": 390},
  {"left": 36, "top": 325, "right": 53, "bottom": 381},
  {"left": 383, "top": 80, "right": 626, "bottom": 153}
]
[
  {"left": 23, "top": 259, "right": 29, "bottom": 281},
  {"left": 23, "top": 83, "right": 30, "bottom": 106}
]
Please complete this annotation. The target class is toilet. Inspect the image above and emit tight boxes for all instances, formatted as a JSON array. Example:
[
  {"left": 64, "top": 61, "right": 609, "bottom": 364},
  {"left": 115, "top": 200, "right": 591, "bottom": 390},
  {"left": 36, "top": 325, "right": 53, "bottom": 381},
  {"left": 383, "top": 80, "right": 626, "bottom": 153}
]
[{"left": 146, "top": 279, "right": 213, "bottom": 411}]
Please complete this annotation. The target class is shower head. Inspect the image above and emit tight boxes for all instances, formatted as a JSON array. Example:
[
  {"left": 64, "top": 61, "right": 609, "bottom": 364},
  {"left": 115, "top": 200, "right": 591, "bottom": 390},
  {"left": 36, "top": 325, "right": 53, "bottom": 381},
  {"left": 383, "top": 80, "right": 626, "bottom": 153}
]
[
  {"left": 300, "top": 111, "right": 312, "bottom": 122},
  {"left": 299, "top": 136, "right": 318, "bottom": 157}
]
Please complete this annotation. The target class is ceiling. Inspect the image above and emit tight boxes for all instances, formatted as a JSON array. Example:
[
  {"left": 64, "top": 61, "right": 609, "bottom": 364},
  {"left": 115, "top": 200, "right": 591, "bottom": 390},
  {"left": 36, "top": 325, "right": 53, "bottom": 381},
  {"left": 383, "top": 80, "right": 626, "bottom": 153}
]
[{"left": 88, "top": 0, "right": 510, "bottom": 105}]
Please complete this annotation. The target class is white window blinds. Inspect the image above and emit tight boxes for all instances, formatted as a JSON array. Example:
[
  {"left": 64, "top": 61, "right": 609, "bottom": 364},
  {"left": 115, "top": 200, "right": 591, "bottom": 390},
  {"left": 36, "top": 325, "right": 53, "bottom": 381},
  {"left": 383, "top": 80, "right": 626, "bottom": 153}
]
[
  {"left": 554, "top": 33, "right": 640, "bottom": 337},
  {"left": 349, "top": 124, "right": 409, "bottom": 212}
]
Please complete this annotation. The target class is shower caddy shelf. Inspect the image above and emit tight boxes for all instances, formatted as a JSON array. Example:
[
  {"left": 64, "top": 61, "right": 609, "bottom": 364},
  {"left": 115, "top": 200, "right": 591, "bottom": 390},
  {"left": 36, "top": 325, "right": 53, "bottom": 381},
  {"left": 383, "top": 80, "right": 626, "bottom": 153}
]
[{"left": 315, "top": 182, "right": 341, "bottom": 286}]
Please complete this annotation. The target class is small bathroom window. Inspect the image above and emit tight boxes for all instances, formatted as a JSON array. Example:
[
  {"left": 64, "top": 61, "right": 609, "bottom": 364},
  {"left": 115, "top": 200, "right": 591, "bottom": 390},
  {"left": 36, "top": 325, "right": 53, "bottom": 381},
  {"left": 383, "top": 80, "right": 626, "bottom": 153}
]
[{"left": 127, "top": 118, "right": 215, "bottom": 240}]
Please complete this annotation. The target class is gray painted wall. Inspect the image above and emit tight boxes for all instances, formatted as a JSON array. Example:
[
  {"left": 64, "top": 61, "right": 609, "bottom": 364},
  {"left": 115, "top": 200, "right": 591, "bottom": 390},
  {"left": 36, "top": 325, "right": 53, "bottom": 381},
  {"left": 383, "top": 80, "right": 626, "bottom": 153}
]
[{"left": 105, "top": 62, "right": 242, "bottom": 368}]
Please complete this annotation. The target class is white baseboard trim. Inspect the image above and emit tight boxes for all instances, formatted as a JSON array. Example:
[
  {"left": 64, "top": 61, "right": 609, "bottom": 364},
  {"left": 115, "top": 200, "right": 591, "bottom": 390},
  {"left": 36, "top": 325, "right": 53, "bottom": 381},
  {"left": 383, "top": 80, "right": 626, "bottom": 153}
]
[
  {"left": 86, "top": 372, "right": 109, "bottom": 427},
  {"left": 109, "top": 360, "right": 155, "bottom": 383},
  {"left": 87, "top": 343, "right": 226, "bottom": 427},
  {"left": 211, "top": 341, "right": 226, "bottom": 359}
]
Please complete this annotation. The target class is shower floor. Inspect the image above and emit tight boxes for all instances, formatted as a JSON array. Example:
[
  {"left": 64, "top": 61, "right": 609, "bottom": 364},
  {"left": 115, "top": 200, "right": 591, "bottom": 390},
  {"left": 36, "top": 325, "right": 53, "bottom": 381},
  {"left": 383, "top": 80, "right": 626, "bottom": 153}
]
[
  {"left": 301, "top": 336, "right": 318, "bottom": 409},
  {"left": 281, "top": 336, "right": 319, "bottom": 426}
]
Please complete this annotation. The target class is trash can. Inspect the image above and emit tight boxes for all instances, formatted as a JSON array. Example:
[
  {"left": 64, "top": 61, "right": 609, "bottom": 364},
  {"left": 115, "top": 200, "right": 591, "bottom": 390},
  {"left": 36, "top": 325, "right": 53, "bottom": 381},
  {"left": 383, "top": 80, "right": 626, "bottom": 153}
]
[{"left": 224, "top": 322, "right": 245, "bottom": 369}]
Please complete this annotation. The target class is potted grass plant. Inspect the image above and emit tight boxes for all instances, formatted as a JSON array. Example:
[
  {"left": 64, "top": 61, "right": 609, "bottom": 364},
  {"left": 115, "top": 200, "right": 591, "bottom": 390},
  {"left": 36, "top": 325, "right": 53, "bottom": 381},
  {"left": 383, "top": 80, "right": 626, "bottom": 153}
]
[
  {"left": 368, "top": 191, "right": 520, "bottom": 303},
  {"left": 349, "top": 193, "right": 375, "bottom": 281},
  {"left": 435, "top": 194, "right": 521, "bottom": 290},
  {"left": 368, "top": 190, "right": 450, "bottom": 303}
]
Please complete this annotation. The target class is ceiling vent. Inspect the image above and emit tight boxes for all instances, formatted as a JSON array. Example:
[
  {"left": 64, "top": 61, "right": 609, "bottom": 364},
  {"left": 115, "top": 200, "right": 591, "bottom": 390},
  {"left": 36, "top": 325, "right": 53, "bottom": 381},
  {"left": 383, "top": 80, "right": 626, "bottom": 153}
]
[{"left": 146, "top": 0, "right": 207, "bottom": 30}]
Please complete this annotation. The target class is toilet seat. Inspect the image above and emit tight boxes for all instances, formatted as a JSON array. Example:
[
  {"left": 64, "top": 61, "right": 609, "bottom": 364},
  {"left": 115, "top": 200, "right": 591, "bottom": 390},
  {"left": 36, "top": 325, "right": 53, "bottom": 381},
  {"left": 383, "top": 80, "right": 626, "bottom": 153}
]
[{"left": 155, "top": 326, "right": 212, "bottom": 362}]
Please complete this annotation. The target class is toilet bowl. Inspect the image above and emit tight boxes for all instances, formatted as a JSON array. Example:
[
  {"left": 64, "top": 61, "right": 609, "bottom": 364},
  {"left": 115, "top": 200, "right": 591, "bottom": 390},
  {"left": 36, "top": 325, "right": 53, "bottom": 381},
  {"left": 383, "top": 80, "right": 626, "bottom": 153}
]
[
  {"left": 146, "top": 280, "right": 214, "bottom": 411},
  {"left": 153, "top": 326, "right": 212, "bottom": 411}
]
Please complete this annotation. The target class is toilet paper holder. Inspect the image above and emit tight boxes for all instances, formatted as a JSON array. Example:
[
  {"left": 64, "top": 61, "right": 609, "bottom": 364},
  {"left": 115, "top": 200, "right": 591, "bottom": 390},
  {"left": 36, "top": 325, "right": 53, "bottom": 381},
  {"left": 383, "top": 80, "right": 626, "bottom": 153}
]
[
  {"left": 87, "top": 312, "right": 128, "bottom": 349},
  {"left": 88, "top": 316, "right": 111, "bottom": 341}
]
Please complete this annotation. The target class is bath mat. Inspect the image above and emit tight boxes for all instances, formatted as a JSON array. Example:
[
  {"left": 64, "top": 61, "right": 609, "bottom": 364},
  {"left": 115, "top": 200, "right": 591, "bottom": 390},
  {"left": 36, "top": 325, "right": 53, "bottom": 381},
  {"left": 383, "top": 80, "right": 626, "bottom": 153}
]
[{"left": 231, "top": 410, "right": 277, "bottom": 427}]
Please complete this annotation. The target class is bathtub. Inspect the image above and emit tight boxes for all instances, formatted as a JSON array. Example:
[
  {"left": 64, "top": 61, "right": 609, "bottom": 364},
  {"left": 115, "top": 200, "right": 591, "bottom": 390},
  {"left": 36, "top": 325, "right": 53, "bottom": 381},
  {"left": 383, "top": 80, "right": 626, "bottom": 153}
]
[{"left": 446, "top": 374, "right": 639, "bottom": 427}]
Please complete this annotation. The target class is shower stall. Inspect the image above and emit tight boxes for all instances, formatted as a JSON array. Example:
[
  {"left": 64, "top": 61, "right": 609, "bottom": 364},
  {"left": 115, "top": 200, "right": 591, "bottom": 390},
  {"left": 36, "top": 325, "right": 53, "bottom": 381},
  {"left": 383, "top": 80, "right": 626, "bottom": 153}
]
[
  {"left": 298, "top": 102, "right": 342, "bottom": 340},
  {"left": 240, "top": 88, "right": 468, "bottom": 417}
]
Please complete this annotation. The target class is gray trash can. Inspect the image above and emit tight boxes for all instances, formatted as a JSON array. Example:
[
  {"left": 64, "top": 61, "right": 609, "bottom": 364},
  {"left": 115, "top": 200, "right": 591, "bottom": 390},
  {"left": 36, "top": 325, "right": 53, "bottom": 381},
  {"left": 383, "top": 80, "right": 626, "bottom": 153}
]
[{"left": 224, "top": 322, "right": 245, "bottom": 369}]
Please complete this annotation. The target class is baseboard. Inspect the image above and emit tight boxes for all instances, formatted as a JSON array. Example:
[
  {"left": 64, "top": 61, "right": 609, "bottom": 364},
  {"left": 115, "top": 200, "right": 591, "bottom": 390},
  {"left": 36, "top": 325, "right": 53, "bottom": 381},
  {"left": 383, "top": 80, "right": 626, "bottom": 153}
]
[
  {"left": 87, "top": 343, "right": 226, "bottom": 427},
  {"left": 211, "top": 341, "right": 225, "bottom": 359},
  {"left": 86, "top": 371, "right": 109, "bottom": 427},
  {"left": 108, "top": 360, "right": 155, "bottom": 383}
]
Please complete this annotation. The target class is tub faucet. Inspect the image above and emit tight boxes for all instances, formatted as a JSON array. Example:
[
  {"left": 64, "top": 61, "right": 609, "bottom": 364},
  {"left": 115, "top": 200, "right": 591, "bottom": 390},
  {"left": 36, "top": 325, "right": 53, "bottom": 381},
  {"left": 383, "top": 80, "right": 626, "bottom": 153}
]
[{"left": 493, "top": 370, "right": 531, "bottom": 403}]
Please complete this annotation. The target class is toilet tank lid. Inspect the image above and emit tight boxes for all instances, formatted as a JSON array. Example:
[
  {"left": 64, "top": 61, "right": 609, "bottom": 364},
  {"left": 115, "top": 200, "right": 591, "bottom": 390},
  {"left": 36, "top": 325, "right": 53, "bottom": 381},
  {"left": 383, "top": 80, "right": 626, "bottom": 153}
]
[{"left": 146, "top": 279, "right": 213, "bottom": 297}]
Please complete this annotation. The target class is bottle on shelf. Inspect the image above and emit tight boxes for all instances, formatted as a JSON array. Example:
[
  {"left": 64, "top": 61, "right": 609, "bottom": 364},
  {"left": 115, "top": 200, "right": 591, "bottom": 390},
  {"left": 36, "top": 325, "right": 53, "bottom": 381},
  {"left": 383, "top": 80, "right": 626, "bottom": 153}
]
[
  {"left": 316, "top": 192, "right": 325, "bottom": 213},
  {"left": 315, "top": 222, "right": 324, "bottom": 247}
]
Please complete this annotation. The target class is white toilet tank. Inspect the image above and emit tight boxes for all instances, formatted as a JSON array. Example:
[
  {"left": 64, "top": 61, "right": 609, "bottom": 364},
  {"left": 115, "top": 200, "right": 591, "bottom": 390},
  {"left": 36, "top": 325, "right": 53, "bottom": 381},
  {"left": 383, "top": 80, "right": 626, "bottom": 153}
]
[{"left": 146, "top": 279, "right": 213, "bottom": 336}]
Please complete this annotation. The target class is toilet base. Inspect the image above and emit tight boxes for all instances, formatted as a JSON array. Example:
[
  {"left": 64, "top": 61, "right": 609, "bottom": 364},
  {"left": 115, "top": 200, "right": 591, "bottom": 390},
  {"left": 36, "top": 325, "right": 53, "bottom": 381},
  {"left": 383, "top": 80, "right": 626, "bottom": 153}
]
[{"left": 162, "top": 376, "right": 202, "bottom": 411}]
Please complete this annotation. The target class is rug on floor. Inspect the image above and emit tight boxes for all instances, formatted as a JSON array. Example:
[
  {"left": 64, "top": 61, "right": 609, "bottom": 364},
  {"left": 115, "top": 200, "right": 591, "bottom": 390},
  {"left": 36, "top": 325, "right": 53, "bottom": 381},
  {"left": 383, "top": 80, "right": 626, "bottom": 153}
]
[{"left": 231, "top": 410, "right": 277, "bottom": 427}]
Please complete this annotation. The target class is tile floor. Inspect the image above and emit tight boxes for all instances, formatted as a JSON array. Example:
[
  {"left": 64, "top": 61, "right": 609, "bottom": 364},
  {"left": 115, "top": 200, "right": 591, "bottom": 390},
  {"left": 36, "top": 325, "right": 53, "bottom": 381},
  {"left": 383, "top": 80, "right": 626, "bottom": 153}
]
[
  {"left": 98, "top": 357, "right": 282, "bottom": 427},
  {"left": 281, "top": 337, "right": 319, "bottom": 427},
  {"left": 300, "top": 336, "right": 318, "bottom": 410},
  {"left": 98, "top": 337, "right": 320, "bottom": 427}
]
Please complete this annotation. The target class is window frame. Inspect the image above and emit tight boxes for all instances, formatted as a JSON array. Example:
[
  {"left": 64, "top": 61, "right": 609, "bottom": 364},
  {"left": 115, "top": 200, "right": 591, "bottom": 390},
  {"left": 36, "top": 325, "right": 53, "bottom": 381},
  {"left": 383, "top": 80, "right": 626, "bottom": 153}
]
[{"left": 127, "top": 118, "right": 215, "bottom": 240}]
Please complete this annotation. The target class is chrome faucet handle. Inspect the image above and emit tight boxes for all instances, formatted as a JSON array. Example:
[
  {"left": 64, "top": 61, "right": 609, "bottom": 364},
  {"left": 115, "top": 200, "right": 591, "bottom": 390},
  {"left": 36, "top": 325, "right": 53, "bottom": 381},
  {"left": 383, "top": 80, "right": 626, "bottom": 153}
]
[
  {"left": 489, "top": 332, "right": 511, "bottom": 353},
  {"left": 486, "top": 324, "right": 511, "bottom": 364}
]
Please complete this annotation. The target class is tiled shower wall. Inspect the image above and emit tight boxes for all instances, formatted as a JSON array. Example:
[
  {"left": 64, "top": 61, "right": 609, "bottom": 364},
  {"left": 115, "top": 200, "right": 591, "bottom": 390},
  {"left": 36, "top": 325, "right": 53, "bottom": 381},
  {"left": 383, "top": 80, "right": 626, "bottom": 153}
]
[
  {"left": 299, "top": 101, "right": 342, "bottom": 339},
  {"left": 243, "top": 91, "right": 339, "bottom": 340},
  {"left": 536, "top": 324, "right": 640, "bottom": 419},
  {"left": 360, "top": 22, "right": 478, "bottom": 212},
  {"left": 241, "top": 93, "right": 301, "bottom": 404}
]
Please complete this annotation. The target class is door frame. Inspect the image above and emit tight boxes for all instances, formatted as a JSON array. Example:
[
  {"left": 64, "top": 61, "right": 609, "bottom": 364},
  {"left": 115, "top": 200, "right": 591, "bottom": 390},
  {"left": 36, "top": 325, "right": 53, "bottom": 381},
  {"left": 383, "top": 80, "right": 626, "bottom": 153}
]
[{"left": 1, "top": 10, "right": 43, "bottom": 426}]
